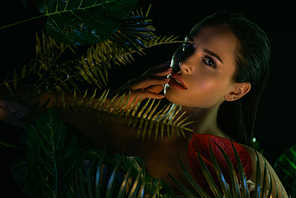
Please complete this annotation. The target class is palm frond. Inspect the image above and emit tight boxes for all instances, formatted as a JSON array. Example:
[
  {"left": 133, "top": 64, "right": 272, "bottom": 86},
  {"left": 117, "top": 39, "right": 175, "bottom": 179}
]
[
  {"left": 230, "top": 141, "right": 249, "bottom": 197},
  {"left": 72, "top": 147, "right": 172, "bottom": 198},
  {"left": 273, "top": 144, "right": 296, "bottom": 197},
  {"left": 0, "top": 0, "right": 141, "bottom": 45},
  {"left": 0, "top": 30, "right": 74, "bottom": 97},
  {"left": 169, "top": 138, "right": 278, "bottom": 198},
  {"left": 108, "top": 4, "right": 156, "bottom": 52},
  {"left": 0, "top": 32, "right": 179, "bottom": 104},
  {"left": 193, "top": 142, "right": 223, "bottom": 197},
  {"left": 68, "top": 90, "right": 193, "bottom": 141},
  {"left": 168, "top": 156, "right": 210, "bottom": 198},
  {"left": 208, "top": 141, "right": 232, "bottom": 198}
]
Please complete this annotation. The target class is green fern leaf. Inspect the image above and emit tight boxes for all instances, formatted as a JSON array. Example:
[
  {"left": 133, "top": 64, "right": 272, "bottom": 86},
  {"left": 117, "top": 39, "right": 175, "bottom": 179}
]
[
  {"left": 61, "top": 80, "right": 72, "bottom": 94},
  {"left": 253, "top": 151, "right": 261, "bottom": 198},
  {"left": 117, "top": 158, "right": 137, "bottom": 198},
  {"left": 193, "top": 143, "right": 223, "bottom": 197},
  {"left": 167, "top": 170, "right": 199, "bottom": 198},
  {"left": 68, "top": 78, "right": 81, "bottom": 93},
  {"left": 78, "top": 90, "right": 88, "bottom": 107},
  {"left": 273, "top": 144, "right": 296, "bottom": 197},
  {"left": 212, "top": 141, "right": 241, "bottom": 197},
  {"left": 208, "top": 142, "right": 232, "bottom": 197},
  {"left": 127, "top": 162, "right": 145, "bottom": 198},
  {"left": 21, "top": 64, "right": 27, "bottom": 78},
  {"left": 92, "top": 89, "right": 109, "bottom": 111},
  {"left": 91, "top": 93, "right": 192, "bottom": 141},
  {"left": 260, "top": 158, "right": 268, "bottom": 198},
  {"left": 73, "top": 147, "right": 172, "bottom": 198},
  {"left": 170, "top": 156, "right": 210, "bottom": 198},
  {"left": 265, "top": 165, "right": 273, "bottom": 198},
  {"left": 14, "top": 108, "right": 81, "bottom": 197},
  {"left": 35, "top": 31, "right": 42, "bottom": 56},
  {"left": 86, "top": 88, "right": 97, "bottom": 108},
  {"left": 230, "top": 140, "right": 250, "bottom": 197},
  {"left": 4, "top": 81, "right": 13, "bottom": 93},
  {"left": 0, "top": 141, "right": 26, "bottom": 152},
  {"left": 61, "top": 90, "right": 67, "bottom": 108}
]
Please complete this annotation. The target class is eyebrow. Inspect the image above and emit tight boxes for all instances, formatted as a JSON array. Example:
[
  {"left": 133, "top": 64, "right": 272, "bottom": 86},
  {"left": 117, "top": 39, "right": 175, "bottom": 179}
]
[
  {"left": 203, "top": 49, "right": 224, "bottom": 64},
  {"left": 185, "top": 35, "right": 224, "bottom": 64}
]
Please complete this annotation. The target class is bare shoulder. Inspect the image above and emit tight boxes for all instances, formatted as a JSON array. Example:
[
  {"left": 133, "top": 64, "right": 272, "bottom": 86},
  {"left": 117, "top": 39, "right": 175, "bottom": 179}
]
[{"left": 240, "top": 144, "right": 289, "bottom": 198}]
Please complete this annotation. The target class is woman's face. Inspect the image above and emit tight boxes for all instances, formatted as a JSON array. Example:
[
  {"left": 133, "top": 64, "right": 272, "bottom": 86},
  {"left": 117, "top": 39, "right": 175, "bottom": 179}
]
[{"left": 164, "top": 26, "right": 238, "bottom": 108}]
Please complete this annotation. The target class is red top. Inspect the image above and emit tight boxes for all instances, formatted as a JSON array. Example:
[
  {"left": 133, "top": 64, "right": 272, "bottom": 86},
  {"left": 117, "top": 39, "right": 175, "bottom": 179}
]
[{"left": 187, "top": 134, "right": 253, "bottom": 196}]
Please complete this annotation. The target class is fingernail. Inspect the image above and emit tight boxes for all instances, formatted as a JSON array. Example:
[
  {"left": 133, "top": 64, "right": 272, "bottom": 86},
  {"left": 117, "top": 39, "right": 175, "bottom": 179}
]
[
  {"left": 159, "top": 61, "right": 170, "bottom": 67},
  {"left": 164, "top": 78, "right": 170, "bottom": 81},
  {"left": 159, "top": 94, "right": 165, "bottom": 98},
  {"left": 167, "top": 67, "right": 172, "bottom": 71}
]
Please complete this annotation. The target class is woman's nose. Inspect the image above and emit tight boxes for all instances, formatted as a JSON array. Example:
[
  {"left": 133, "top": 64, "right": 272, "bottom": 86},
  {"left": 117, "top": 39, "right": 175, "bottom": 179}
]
[
  {"left": 171, "top": 43, "right": 195, "bottom": 74},
  {"left": 179, "top": 60, "right": 194, "bottom": 74}
]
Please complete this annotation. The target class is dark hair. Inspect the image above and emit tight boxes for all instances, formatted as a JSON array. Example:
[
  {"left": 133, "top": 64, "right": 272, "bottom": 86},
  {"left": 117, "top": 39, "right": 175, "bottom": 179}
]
[{"left": 189, "top": 12, "right": 271, "bottom": 146}]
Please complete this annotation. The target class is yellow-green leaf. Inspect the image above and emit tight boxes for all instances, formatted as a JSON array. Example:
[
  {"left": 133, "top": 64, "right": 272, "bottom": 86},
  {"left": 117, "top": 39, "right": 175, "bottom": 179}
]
[{"left": 4, "top": 82, "right": 12, "bottom": 93}]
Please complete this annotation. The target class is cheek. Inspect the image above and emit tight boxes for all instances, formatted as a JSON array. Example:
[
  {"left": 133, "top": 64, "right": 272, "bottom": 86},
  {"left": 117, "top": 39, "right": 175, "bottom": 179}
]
[
  {"left": 189, "top": 83, "right": 225, "bottom": 107},
  {"left": 165, "top": 78, "right": 230, "bottom": 108}
]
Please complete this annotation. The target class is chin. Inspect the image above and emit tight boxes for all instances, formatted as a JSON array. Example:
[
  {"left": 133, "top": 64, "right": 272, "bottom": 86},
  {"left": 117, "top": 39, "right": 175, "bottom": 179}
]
[
  {"left": 164, "top": 91, "right": 183, "bottom": 106},
  {"left": 164, "top": 86, "right": 186, "bottom": 105},
  {"left": 164, "top": 85, "right": 186, "bottom": 105}
]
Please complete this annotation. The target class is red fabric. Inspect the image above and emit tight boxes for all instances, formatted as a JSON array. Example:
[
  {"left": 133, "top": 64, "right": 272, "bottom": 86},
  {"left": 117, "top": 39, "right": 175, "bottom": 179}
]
[{"left": 187, "top": 134, "right": 253, "bottom": 196}]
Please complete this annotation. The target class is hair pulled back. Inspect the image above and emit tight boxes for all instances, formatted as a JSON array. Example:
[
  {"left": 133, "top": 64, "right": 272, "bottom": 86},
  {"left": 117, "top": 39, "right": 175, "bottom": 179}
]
[{"left": 190, "top": 12, "right": 271, "bottom": 146}]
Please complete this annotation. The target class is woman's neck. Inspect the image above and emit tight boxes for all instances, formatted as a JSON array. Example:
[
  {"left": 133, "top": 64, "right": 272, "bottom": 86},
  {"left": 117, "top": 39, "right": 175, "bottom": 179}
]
[{"left": 180, "top": 104, "right": 230, "bottom": 139}]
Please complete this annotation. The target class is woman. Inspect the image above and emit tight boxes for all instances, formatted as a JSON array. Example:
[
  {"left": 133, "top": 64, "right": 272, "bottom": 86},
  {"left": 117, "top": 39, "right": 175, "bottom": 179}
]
[
  {"left": 98, "top": 11, "right": 288, "bottom": 197},
  {"left": 0, "top": 12, "right": 289, "bottom": 197}
]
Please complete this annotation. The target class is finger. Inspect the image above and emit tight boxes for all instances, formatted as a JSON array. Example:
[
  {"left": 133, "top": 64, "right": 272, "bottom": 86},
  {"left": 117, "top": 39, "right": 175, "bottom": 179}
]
[
  {"left": 143, "top": 61, "right": 171, "bottom": 74},
  {"left": 145, "top": 92, "right": 165, "bottom": 99},
  {"left": 153, "top": 67, "right": 172, "bottom": 77},
  {"left": 145, "top": 84, "right": 164, "bottom": 93},
  {"left": 133, "top": 91, "right": 165, "bottom": 100},
  {"left": 130, "top": 78, "right": 170, "bottom": 90}
]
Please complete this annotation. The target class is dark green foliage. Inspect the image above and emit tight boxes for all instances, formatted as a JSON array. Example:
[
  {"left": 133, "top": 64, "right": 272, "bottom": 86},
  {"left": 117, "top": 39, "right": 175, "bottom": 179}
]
[
  {"left": 72, "top": 147, "right": 176, "bottom": 198},
  {"left": 1, "top": 1, "right": 290, "bottom": 197},
  {"left": 36, "top": 0, "right": 140, "bottom": 45},
  {"left": 9, "top": 108, "right": 176, "bottom": 197},
  {"left": 274, "top": 144, "right": 296, "bottom": 198},
  {"left": 12, "top": 108, "right": 80, "bottom": 197}
]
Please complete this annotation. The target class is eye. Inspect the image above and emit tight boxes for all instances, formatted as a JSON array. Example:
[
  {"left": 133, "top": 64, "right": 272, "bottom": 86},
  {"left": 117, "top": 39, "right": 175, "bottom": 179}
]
[{"left": 203, "top": 56, "right": 216, "bottom": 68}]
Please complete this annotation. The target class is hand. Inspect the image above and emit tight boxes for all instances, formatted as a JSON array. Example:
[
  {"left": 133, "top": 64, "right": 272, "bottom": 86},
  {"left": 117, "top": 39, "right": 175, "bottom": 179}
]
[
  {"left": 129, "top": 67, "right": 171, "bottom": 99},
  {"left": 110, "top": 62, "right": 172, "bottom": 110}
]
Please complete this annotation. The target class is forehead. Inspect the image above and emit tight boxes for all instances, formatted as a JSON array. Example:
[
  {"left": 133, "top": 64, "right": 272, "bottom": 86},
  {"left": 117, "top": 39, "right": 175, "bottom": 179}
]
[
  {"left": 189, "top": 26, "right": 237, "bottom": 62},
  {"left": 189, "top": 26, "right": 237, "bottom": 49}
]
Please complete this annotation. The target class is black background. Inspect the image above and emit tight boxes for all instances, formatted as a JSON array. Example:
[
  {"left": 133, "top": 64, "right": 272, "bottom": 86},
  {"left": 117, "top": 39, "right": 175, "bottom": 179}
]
[{"left": 1, "top": 0, "right": 296, "bottom": 197}]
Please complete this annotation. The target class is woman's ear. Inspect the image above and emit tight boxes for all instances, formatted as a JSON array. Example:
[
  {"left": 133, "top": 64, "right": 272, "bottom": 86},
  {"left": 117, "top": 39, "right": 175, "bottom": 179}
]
[{"left": 225, "top": 82, "right": 251, "bottom": 101}]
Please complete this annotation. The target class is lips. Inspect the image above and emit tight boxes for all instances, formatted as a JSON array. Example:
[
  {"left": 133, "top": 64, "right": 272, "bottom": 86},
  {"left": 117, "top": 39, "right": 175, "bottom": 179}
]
[{"left": 169, "top": 73, "right": 187, "bottom": 90}]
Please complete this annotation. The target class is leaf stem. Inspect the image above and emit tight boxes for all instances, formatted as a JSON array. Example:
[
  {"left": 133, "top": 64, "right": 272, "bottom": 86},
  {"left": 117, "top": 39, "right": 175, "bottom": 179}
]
[
  {"left": 0, "top": 0, "right": 132, "bottom": 30},
  {"left": 0, "top": 141, "right": 26, "bottom": 151},
  {"left": 49, "top": 122, "right": 58, "bottom": 197},
  {"left": 0, "top": 14, "right": 46, "bottom": 30}
]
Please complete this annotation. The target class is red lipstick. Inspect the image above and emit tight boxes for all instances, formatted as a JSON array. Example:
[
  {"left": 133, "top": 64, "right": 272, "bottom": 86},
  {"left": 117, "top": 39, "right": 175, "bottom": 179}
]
[{"left": 169, "top": 73, "right": 187, "bottom": 90}]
